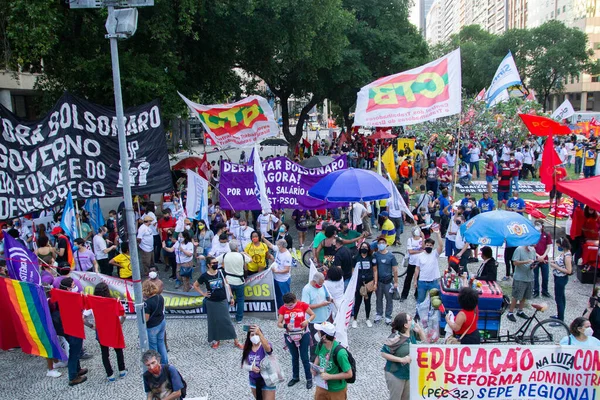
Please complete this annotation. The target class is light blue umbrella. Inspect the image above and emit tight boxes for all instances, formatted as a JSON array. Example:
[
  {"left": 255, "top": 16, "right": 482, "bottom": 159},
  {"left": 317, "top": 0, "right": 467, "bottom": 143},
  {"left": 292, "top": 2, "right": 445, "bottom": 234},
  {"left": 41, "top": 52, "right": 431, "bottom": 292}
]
[
  {"left": 308, "top": 168, "right": 391, "bottom": 202},
  {"left": 459, "top": 210, "right": 541, "bottom": 247}
]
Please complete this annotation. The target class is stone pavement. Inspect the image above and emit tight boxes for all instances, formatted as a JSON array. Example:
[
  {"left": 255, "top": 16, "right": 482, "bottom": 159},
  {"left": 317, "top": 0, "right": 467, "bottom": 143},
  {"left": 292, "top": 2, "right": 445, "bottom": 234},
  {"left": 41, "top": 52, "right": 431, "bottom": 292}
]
[{"left": 0, "top": 224, "right": 594, "bottom": 400}]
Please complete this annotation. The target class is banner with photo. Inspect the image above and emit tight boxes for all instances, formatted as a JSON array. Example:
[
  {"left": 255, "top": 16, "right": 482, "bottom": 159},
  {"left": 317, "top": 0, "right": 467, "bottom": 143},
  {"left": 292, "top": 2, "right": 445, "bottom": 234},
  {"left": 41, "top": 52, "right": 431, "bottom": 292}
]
[
  {"left": 179, "top": 93, "right": 277, "bottom": 149},
  {"left": 218, "top": 155, "right": 348, "bottom": 210},
  {"left": 186, "top": 169, "right": 209, "bottom": 222},
  {"left": 410, "top": 344, "right": 600, "bottom": 400},
  {"left": 0, "top": 93, "right": 173, "bottom": 219},
  {"left": 71, "top": 269, "right": 277, "bottom": 319}
]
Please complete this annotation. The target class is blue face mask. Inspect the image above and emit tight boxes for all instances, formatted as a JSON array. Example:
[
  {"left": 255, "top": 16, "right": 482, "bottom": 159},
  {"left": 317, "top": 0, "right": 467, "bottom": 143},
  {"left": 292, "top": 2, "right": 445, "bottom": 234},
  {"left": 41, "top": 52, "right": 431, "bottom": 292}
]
[
  {"left": 73, "top": 245, "right": 79, "bottom": 251},
  {"left": 378, "top": 243, "right": 386, "bottom": 251},
  {"left": 557, "top": 246, "right": 563, "bottom": 252}
]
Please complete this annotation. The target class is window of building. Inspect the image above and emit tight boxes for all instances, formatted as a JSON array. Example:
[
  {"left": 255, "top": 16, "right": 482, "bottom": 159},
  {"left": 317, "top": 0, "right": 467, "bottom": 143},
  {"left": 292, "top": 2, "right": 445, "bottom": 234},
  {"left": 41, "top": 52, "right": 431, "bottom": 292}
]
[
  {"left": 563, "top": 5, "right": 566, "bottom": 13},
  {"left": 557, "top": 8, "right": 560, "bottom": 15},
  {"left": 592, "top": 76, "right": 599, "bottom": 83}
]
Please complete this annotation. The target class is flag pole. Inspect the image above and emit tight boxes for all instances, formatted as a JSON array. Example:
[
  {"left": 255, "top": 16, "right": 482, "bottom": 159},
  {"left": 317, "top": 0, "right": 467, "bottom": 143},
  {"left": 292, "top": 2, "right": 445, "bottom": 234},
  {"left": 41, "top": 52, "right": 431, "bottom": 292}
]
[
  {"left": 74, "top": 200, "right": 83, "bottom": 239},
  {"left": 551, "top": 165, "right": 558, "bottom": 260},
  {"left": 452, "top": 113, "right": 461, "bottom": 202}
]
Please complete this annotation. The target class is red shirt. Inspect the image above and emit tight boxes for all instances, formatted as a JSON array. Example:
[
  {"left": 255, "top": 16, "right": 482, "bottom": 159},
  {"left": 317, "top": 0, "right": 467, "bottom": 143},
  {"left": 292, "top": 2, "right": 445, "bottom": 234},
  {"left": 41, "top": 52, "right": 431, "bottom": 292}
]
[
  {"left": 534, "top": 230, "right": 552, "bottom": 261},
  {"left": 438, "top": 168, "right": 452, "bottom": 183},
  {"left": 508, "top": 160, "right": 521, "bottom": 177},
  {"left": 85, "top": 295, "right": 126, "bottom": 349},
  {"left": 278, "top": 301, "right": 310, "bottom": 330},
  {"left": 157, "top": 217, "right": 176, "bottom": 241}
]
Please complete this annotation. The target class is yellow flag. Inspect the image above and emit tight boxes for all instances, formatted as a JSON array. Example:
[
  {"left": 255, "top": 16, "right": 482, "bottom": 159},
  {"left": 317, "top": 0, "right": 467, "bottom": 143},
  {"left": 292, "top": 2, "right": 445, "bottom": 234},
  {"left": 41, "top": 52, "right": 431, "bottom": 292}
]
[{"left": 381, "top": 145, "right": 397, "bottom": 182}]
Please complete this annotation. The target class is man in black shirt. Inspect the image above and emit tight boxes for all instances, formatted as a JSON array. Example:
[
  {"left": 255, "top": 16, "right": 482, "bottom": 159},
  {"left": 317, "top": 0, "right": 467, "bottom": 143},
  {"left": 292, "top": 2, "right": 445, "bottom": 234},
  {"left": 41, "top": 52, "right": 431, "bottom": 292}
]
[
  {"left": 51, "top": 226, "right": 69, "bottom": 266},
  {"left": 333, "top": 237, "right": 354, "bottom": 291}
]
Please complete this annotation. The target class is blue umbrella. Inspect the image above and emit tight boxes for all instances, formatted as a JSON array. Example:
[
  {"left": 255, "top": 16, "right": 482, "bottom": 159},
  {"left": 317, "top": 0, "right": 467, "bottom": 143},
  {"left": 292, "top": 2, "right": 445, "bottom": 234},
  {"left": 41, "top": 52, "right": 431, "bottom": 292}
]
[
  {"left": 459, "top": 210, "right": 541, "bottom": 247},
  {"left": 308, "top": 168, "right": 391, "bottom": 202}
]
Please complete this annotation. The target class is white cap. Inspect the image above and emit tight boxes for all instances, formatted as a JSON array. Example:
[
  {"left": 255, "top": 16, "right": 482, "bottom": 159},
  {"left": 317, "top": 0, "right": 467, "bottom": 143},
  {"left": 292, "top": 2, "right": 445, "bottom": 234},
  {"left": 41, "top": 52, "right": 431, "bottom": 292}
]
[{"left": 314, "top": 321, "right": 336, "bottom": 336}]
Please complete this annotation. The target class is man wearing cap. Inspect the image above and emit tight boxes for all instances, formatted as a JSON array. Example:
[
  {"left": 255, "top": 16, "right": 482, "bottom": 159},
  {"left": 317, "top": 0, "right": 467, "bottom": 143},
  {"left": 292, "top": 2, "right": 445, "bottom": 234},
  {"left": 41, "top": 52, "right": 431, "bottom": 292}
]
[
  {"left": 137, "top": 215, "right": 155, "bottom": 275},
  {"left": 313, "top": 321, "right": 353, "bottom": 399},
  {"left": 51, "top": 226, "right": 69, "bottom": 266},
  {"left": 379, "top": 212, "right": 396, "bottom": 247}
]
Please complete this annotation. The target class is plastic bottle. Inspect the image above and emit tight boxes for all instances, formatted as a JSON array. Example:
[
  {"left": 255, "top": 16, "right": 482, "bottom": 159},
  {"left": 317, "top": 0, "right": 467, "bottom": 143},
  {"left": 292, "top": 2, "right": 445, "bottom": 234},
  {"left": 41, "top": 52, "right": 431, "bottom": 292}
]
[{"left": 289, "top": 314, "right": 295, "bottom": 330}]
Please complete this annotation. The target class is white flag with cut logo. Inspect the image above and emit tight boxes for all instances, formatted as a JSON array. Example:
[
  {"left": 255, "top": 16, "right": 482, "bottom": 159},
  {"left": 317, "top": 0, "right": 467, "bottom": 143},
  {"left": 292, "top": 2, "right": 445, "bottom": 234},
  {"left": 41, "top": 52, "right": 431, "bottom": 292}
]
[
  {"left": 485, "top": 51, "right": 522, "bottom": 107},
  {"left": 334, "top": 266, "right": 359, "bottom": 348}
]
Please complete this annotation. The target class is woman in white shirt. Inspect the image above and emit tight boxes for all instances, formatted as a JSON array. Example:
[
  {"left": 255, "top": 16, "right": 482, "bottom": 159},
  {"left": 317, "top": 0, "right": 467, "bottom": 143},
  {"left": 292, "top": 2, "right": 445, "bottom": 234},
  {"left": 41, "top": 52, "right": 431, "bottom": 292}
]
[
  {"left": 402, "top": 227, "right": 424, "bottom": 300},
  {"left": 263, "top": 239, "right": 292, "bottom": 309},
  {"left": 163, "top": 231, "right": 195, "bottom": 292}
]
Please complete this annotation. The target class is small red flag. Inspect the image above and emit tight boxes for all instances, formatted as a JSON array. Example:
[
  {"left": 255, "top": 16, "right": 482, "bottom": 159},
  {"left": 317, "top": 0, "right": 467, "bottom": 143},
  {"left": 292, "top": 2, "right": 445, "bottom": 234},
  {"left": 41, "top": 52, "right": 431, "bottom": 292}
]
[
  {"left": 539, "top": 135, "right": 563, "bottom": 191},
  {"left": 519, "top": 114, "right": 571, "bottom": 136}
]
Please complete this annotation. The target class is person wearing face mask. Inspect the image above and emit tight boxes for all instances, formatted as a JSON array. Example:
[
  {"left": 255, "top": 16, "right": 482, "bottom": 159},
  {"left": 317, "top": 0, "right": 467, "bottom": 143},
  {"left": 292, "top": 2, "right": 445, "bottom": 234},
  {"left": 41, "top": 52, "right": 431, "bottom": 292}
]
[
  {"left": 468, "top": 143, "right": 481, "bottom": 179},
  {"left": 263, "top": 239, "right": 293, "bottom": 309},
  {"left": 237, "top": 218, "right": 254, "bottom": 251},
  {"left": 412, "top": 225, "right": 444, "bottom": 304},
  {"left": 507, "top": 152, "right": 521, "bottom": 196},
  {"left": 352, "top": 243, "right": 378, "bottom": 328},
  {"left": 245, "top": 231, "right": 272, "bottom": 274},
  {"left": 532, "top": 220, "right": 552, "bottom": 298},
  {"left": 374, "top": 237, "right": 399, "bottom": 325},
  {"left": 380, "top": 312, "right": 426, "bottom": 400},
  {"left": 195, "top": 220, "right": 214, "bottom": 275},
  {"left": 142, "top": 349, "right": 184, "bottom": 400},
  {"left": 505, "top": 191, "right": 525, "bottom": 215},
  {"left": 292, "top": 209, "right": 311, "bottom": 248},
  {"left": 257, "top": 210, "right": 280, "bottom": 242},
  {"left": 106, "top": 210, "right": 118, "bottom": 246},
  {"left": 507, "top": 244, "right": 536, "bottom": 322},
  {"left": 302, "top": 272, "right": 332, "bottom": 359},
  {"left": 157, "top": 209, "right": 176, "bottom": 250},
  {"left": 209, "top": 232, "right": 231, "bottom": 261},
  {"left": 147, "top": 267, "right": 164, "bottom": 293},
  {"left": 163, "top": 231, "right": 195, "bottom": 292},
  {"left": 277, "top": 292, "right": 316, "bottom": 389},
  {"left": 275, "top": 222, "right": 293, "bottom": 249},
  {"left": 73, "top": 238, "right": 99, "bottom": 273},
  {"left": 93, "top": 227, "right": 117, "bottom": 276},
  {"left": 138, "top": 215, "right": 156, "bottom": 275},
  {"left": 425, "top": 161, "right": 439, "bottom": 198},
  {"left": 401, "top": 228, "right": 423, "bottom": 302},
  {"left": 53, "top": 266, "right": 84, "bottom": 293},
  {"left": 559, "top": 317, "right": 600, "bottom": 347},
  {"left": 109, "top": 242, "right": 132, "bottom": 280},
  {"left": 438, "top": 163, "right": 452, "bottom": 192},
  {"left": 51, "top": 226, "right": 70, "bottom": 267},
  {"left": 241, "top": 325, "right": 276, "bottom": 399},
  {"left": 549, "top": 237, "right": 572, "bottom": 323},
  {"left": 312, "top": 321, "right": 353, "bottom": 399}
]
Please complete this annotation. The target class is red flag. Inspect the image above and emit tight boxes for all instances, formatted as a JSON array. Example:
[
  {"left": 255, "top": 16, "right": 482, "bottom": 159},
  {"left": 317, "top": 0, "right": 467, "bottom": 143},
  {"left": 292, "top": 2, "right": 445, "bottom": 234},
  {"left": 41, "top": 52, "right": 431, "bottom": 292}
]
[
  {"left": 338, "top": 131, "right": 347, "bottom": 147},
  {"left": 539, "top": 135, "right": 563, "bottom": 191},
  {"left": 475, "top": 88, "right": 486, "bottom": 101},
  {"left": 124, "top": 284, "right": 135, "bottom": 314},
  {"left": 591, "top": 117, "right": 600, "bottom": 127},
  {"left": 519, "top": 114, "right": 571, "bottom": 136},
  {"left": 197, "top": 153, "right": 211, "bottom": 181},
  {"left": 50, "top": 289, "right": 86, "bottom": 339},
  {"left": 525, "top": 89, "right": 536, "bottom": 101},
  {"left": 85, "top": 295, "right": 126, "bottom": 349}
]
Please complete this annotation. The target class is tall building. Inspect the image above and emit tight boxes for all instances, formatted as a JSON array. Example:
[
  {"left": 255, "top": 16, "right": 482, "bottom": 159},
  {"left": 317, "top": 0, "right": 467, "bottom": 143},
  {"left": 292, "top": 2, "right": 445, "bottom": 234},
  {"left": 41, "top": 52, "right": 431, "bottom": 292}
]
[
  {"left": 426, "top": 0, "right": 444, "bottom": 44},
  {"left": 419, "top": 0, "right": 436, "bottom": 36},
  {"left": 507, "top": 0, "right": 527, "bottom": 28},
  {"left": 527, "top": 0, "right": 573, "bottom": 28}
]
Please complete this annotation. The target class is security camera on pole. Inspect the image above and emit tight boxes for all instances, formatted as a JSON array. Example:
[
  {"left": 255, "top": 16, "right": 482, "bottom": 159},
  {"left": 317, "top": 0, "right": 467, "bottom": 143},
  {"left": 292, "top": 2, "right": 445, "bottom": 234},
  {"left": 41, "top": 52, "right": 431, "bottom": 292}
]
[{"left": 69, "top": 0, "right": 155, "bottom": 363}]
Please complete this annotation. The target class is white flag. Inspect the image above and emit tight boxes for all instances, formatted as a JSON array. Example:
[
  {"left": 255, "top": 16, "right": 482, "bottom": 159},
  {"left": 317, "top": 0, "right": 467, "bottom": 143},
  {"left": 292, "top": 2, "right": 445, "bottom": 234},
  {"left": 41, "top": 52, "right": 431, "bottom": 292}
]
[
  {"left": 387, "top": 173, "right": 412, "bottom": 218},
  {"left": 487, "top": 88, "right": 509, "bottom": 108},
  {"left": 186, "top": 169, "right": 209, "bottom": 222},
  {"left": 551, "top": 99, "right": 575, "bottom": 121},
  {"left": 334, "top": 266, "right": 359, "bottom": 348},
  {"left": 485, "top": 51, "right": 522, "bottom": 107},
  {"left": 252, "top": 144, "right": 272, "bottom": 214},
  {"left": 308, "top": 259, "right": 319, "bottom": 284}
]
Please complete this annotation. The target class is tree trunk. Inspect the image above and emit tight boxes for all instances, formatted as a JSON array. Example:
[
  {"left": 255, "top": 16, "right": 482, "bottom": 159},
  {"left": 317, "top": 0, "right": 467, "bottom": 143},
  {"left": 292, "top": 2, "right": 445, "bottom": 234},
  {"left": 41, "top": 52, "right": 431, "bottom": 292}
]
[
  {"left": 342, "top": 105, "right": 353, "bottom": 134},
  {"left": 292, "top": 95, "right": 322, "bottom": 151}
]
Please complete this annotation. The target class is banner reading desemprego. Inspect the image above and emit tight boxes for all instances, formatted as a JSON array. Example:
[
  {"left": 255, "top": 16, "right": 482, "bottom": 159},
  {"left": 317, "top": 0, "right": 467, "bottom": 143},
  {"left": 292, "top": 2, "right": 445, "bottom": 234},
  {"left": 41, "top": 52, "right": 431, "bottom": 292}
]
[
  {"left": 219, "top": 155, "right": 348, "bottom": 210},
  {"left": 71, "top": 269, "right": 277, "bottom": 319},
  {"left": 0, "top": 93, "right": 173, "bottom": 219},
  {"left": 410, "top": 344, "right": 600, "bottom": 400}
]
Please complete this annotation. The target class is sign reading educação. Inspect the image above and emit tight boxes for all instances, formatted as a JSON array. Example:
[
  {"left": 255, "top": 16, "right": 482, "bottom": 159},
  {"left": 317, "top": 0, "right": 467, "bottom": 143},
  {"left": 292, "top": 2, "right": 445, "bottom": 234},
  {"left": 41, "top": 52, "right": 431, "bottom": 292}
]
[
  {"left": 0, "top": 93, "right": 172, "bottom": 219},
  {"left": 410, "top": 344, "right": 600, "bottom": 400}
]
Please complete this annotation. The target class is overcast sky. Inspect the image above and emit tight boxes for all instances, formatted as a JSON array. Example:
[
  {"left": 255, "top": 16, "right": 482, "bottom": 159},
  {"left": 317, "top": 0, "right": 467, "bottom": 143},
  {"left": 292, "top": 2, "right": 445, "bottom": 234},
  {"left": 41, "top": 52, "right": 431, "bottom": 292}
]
[{"left": 409, "top": 1, "right": 420, "bottom": 28}]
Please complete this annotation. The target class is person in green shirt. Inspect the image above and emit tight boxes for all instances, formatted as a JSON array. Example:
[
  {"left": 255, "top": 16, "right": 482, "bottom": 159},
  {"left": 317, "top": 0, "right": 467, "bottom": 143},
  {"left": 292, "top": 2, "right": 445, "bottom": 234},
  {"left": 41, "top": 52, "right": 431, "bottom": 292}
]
[
  {"left": 312, "top": 222, "right": 330, "bottom": 264},
  {"left": 313, "top": 321, "right": 352, "bottom": 398},
  {"left": 380, "top": 312, "right": 426, "bottom": 400},
  {"left": 337, "top": 221, "right": 365, "bottom": 255}
]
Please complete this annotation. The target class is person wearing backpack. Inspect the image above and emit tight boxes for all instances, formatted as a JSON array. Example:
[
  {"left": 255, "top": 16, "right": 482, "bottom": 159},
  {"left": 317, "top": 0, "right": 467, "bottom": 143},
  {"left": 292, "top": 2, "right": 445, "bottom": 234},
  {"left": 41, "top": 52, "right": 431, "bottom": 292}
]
[
  {"left": 380, "top": 312, "right": 426, "bottom": 400},
  {"left": 312, "top": 321, "right": 354, "bottom": 399},
  {"left": 142, "top": 349, "right": 187, "bottom": 400}
]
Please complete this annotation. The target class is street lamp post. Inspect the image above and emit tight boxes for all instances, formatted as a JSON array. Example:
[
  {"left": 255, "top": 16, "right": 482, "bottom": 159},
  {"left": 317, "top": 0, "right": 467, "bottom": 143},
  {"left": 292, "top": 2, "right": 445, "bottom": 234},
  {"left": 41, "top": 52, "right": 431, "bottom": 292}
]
[{"left": 70, "top": 0, "right": 155, "bottom": 368}]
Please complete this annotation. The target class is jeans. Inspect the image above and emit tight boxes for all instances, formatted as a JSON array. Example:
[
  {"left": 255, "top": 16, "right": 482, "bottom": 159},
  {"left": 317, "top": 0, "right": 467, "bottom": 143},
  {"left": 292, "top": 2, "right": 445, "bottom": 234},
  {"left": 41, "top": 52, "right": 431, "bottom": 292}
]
[
  {"left": 510, "top": 176, "right": 519, "bottom": 196},
  {"left": 147, "top": 319, "right": 168, "bottom": 364},
  {"left": 389, "top": 216, "right": 403, "bottom": 238},
  {"left": 230, "top": 283, "right": 245, "bottom": 322},
  {"left": 375, "top": 281, "right": 393, "bottom": 319},
  {"left": 100, "top": 344, "right": 125, "bottom": 377},
  {"left": 65, "top": 335, "right": 83, "bottom": 381},
  {"left": 584, "top": 165, "right": 595, "bottom": 178},
  {"left": 575, "top": 157, "right": 583, "bottom": 175},
  {"left": 504, "top": 247, "right": 517, "bottom": 277},
  {"left": 274, "top": 278, "right": 291, "bottom": 310},
  {"left": 417, "top": 280, "right": 440, "bottom": 304},
  {"left": 284, "top": 332, "right": 311, "bottom": 381},
  {"left": 533, "top": 262, "right": 549, "bottom": 295},
  {"left": 401, "top": 264, "right": 417, "bottom": 299},
  {"left": 470, "top": 161, "right": 480, "bottom": 178},
  {"left": 153, "top": 234, "right": 162, "bottom": 264},
  {"left": 554, "top": 275, "right": 568, "bottom": 321},
  {"left": 445, "top": 238, "right": 456, "bottom": 258},
  {"left": 426, "top": 181, "right": 438, "bottom": 198}
]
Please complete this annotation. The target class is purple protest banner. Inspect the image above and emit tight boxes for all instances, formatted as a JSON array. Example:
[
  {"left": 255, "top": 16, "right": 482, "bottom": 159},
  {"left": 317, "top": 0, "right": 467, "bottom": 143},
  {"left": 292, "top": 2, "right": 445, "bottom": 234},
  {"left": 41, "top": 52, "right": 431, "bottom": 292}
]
[
  {"left": 219, "top": 155, "right": 348, "bottom": 210},
  {"left": 4, "top": 234, "right": 42, "bottom": 285}
]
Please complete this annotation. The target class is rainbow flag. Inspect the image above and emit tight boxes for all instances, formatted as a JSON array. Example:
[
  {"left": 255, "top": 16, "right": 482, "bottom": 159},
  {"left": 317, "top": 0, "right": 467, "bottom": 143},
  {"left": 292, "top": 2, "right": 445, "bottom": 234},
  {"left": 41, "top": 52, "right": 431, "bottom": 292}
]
[{"left": 0, "top": 278, "right": 66, "bottom": 360}]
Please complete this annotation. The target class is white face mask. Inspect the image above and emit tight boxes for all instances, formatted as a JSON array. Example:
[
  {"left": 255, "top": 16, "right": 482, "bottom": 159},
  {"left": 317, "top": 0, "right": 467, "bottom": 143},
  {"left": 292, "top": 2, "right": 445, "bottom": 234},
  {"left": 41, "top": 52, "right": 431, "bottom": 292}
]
[
  {"left": 314, "top": 332, "right": 321, "bottom": 343},
  {"left": 250, "top": 335, "right": 261, "bottom": 345},
  {"left": 584, "top": 327, "right": 594, "bottom": 337},
  {"left": 149, "top": 271, "right": 158, "bottom": 279},
  {"left": 535, "top": 225, "right": 542, "bottom": 231}
]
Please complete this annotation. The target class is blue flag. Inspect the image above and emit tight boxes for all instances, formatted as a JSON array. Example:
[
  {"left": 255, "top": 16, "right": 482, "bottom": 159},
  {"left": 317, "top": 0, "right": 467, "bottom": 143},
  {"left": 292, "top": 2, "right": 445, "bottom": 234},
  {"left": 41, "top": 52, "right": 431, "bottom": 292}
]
[
  {"left": 60, "top": 191, "right": 79, "bottom": 242},
  {"left": 83, "top": 198, "right": 105, "bottom": 233}
]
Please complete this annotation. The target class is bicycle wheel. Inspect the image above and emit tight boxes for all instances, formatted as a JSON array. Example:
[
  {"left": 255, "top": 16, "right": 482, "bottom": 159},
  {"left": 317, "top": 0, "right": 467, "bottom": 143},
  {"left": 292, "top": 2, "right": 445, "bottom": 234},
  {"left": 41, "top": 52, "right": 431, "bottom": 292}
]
[
  {"left": 530, "top": 318, "right": 570, "bottom": 345},
  {"left": 392, "top": 251, "right": 407, "bottom": 278},
  {"left": 302, "top": 249, "right": 314, "bottom": 268}
]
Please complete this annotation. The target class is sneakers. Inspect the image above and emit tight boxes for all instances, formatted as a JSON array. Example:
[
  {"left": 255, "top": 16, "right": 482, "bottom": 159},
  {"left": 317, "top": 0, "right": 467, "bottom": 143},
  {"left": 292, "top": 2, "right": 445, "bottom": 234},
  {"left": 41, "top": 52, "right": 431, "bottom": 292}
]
[
  {"left": 46, "top": 369, "right": 62, "bottom": 378},
  {"left": 366, "top": 320, "right": 373, "bottom": 328},
  {"left": 211, "top": 341, "right": 220, "bottom": 349},
  {"left": 287, "top": 378, "right": 299, "bottom": 387},
  {"left": 374, "top": 315, "right": 383, "bottom": 323},
  {"left": 53, "top": 361, "right": 68, "bottom": 369},
  {"left": 306, "top": 380, "right": 313, "bottom": 389},
  {"left": 542, "top": 293, "right": 553, "bottom": 299},
  {"left": 385, "top": 317, "right": 392, "bottom": 325},
  {"left": 80, "top": 352, "right": 93, "bottom": 360},
  {"left": 351, "top": 320, "right": 358, "bottom": 329},
  {"left": 119, "top": 370, "right": 128, "bottom": 378},
  {"left": 502, "top": 276, "right": 511, "bottom": 282},
  {"left": 516, "top": 311, "right": 529, "bottom": 319},
  {"left": 507, "top": 312, "right": 517, "bottom": 322},
  {"left": 550, "top": 315, "right": 560, "bottom": 320},
  {"left": 533, "top": 293, "right": 540, "bottom": 298},
  {"left": 68, "top": 376, "right": 87, "bottom": 386},
  {"left": 107, "top": 374, "right": 116, "bottom": 382}
]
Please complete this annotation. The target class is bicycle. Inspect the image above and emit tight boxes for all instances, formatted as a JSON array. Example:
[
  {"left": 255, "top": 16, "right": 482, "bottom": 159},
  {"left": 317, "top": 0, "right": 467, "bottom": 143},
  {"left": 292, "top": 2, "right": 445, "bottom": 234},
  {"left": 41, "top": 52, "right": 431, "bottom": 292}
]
[{"left": 484, "top": 302, "right": 569, "bottom": 345}]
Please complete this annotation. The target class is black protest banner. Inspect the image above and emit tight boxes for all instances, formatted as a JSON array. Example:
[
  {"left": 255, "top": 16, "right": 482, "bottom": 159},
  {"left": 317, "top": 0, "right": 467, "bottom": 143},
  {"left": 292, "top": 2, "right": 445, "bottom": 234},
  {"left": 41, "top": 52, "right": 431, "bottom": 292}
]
[{"left": 0, "top": 93, "right": 173, "bottom": 219}]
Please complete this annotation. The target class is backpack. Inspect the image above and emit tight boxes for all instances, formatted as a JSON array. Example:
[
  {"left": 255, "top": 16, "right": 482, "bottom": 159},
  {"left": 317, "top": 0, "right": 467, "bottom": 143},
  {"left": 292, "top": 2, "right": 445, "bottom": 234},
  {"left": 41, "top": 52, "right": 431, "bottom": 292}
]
[
  {"left": 492, "top": 163, "right": 498, "bottom": 176},
  {"left": 317, "top": 343, "right": 357, "bottom": 384},
  {"left": 165, "top": 365, "right": 187, "bottom": 398}
]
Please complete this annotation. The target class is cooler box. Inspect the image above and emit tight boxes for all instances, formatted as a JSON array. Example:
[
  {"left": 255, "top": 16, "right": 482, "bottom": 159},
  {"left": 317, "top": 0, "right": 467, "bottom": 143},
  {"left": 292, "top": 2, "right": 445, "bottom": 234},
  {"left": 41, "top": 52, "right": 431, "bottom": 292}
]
[{"left": 582, "top": 241, "right": 598, "bottom": 266}]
